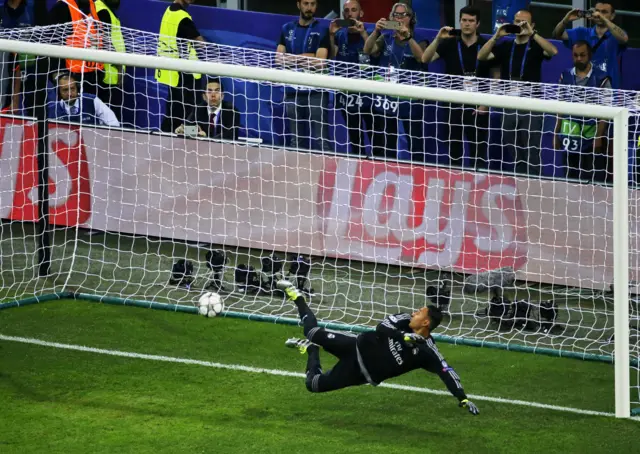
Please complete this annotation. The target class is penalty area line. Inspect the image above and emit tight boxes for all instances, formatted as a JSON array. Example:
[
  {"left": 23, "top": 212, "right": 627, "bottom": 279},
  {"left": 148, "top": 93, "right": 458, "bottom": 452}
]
[{"left": 0, "top": 333, "right": 632, "bottom": 420}]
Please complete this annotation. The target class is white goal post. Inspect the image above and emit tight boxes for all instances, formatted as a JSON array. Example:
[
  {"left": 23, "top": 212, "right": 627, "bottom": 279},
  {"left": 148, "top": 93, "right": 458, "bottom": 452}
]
[{"left": 0, "top": 36, "right": 632, "bottom": 417}]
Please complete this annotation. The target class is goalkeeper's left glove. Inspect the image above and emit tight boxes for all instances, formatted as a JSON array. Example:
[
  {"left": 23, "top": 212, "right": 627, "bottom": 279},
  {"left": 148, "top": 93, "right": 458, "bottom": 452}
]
[
  {"left": 403, "top": 333, "right": 426, "bottom": 344},
  {"left": 459, "top": 399, "right": 479, "bottom": 415}
]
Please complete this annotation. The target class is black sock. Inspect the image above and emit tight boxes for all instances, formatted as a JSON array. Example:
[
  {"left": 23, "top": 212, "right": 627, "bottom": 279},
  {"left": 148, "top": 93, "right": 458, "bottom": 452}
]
[
  {"left": 306, "top": 345, "right": 321, "bottom": 375},
  {"left": 293, "top": 296, "right": 317, "bottom": 336}
]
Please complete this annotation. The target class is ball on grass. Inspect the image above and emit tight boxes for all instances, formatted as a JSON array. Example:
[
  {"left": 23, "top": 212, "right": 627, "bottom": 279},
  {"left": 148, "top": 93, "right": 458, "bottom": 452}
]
[{"left": 198, "top": 292, "right": 224, "bottom": 318}]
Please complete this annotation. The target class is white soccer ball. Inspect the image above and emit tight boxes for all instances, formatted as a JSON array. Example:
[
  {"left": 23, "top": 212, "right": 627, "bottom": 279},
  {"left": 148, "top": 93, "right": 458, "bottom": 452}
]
[{"left": 198, "top": 292, "right": 224, "bottom": 318}]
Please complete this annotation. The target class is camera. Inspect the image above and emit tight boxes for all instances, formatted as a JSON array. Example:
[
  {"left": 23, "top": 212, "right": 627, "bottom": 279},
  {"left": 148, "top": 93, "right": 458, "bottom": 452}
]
[
  {"left": 426, "top": 280, "right": 451, "bottom": 312},
  {"left": 577, "top": 9, "right": 593, "bottom": 19},
  {"left": 205, "top": 249, "right": 228, "bottom": 291},
  {"left": 169, "top": 259, "right": 194, "bottom": 289},
  {"left": 383, "top": 20, "right": 402, "bottom": 30},
  {"left": 261, "top": 252, "right": 284, "bottom": 291},
  {"left": 501, "top": 24, "right": 522, "bottom": 34},
  {"left": 234, "top": 264, "right": 262, "bottom": 294},
  {"left": 288, "top": 254, "right": 315, "bottom": 296},
  {"left": 334, "top": 19, "right": 355, "bottom": 28}
]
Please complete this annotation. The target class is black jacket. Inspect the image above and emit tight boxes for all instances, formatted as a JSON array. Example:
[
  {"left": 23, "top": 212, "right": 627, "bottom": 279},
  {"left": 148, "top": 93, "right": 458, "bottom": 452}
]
[{"left": 187, "top": 101, "right": 241, "bottom": 140}]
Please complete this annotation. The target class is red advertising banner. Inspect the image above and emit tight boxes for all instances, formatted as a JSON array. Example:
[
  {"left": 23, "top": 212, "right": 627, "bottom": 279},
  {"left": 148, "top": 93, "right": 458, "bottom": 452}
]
[
  {"left": 319, "top": 158, "right": 529, "bottom": 273},
  {"left": 0, "top": 119, "right": 91, "bottom": 226},
  {"left": 1, "top": 122, "right": 637, "bottom": 290}
]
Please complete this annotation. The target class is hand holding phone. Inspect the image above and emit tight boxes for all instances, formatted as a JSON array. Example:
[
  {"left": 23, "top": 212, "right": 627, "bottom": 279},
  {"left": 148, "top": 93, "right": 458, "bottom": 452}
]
[
  {"left": 335, "top": 19, "right": 355, "bottom": 28},
  {"left": 501, "top": 24, "right": 522, "bottom": 35},
  {"left": 383, "top": 20, "right": 402, "bottom": 31},
  {"left": 576, "top": 9, "right": 594, "bottom": 19}
]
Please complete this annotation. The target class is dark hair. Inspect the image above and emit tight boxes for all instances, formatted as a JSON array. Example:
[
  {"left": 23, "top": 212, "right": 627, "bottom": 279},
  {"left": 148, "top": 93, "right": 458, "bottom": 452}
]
[
  {"left": 204, "top": 77, "right": 222, "bottom": 88},
  {"left": 573, "top": 40, "right": 593, "bottom": 58},
  {"left": 56, "top": 71, "right": 75, "bottom": 84},
  {"left": 427, "top": 305, "right": 443, "bottom": 330},
  {"left": 459, "top": 6, "right": 480, "bottom": 22},
  {"left": 594, "top": 2, "right": 615, "bottom": 13}
]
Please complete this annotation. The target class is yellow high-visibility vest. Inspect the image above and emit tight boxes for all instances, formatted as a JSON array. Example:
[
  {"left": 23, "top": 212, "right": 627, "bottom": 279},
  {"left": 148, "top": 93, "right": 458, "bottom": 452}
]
[
  {"left": 95, "top": 0, "right": 126, "bottom": 85},
  {"left": 155, "top": 6, "right": 201, "bottom": 87}
]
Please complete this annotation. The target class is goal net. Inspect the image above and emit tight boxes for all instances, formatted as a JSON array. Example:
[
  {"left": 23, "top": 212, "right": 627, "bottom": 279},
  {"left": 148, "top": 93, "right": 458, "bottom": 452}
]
[{"left": 0, "top": 21, "right": 637, "bottom": 416}]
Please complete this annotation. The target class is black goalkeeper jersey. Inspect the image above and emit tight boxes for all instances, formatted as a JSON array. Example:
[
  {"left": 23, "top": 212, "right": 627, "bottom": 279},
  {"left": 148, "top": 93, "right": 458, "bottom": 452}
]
[{"left": 355, "top": 313, "right": 467, "bottom": 401}]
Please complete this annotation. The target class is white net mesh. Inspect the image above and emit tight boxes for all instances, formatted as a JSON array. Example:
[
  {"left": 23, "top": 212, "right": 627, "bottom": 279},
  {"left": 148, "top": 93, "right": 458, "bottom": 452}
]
[{"left": 0, "top": 21, "right": 638, "bottom": 411}]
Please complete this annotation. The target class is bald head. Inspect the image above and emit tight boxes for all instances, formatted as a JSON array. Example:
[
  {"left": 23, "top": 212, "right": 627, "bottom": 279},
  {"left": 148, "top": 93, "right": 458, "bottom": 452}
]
[{"left": 343, "top": 0, "right": 363, "bottom": 20}]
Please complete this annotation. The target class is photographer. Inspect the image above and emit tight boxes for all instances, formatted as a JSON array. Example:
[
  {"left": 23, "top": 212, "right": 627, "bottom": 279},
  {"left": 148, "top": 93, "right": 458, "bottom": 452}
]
[
  {"left": 364, "top": 2, "right": 428, "bottom": 161},
  {"left": 478, "top": 10, "right": 557, "bottom": 177},
  {"left": 552, "top": 2, "right": 627, "bottom": 89},
  {"left": 330, "top": 1, "right": 389, "bottom": 157},
  {"left": 421, "top": 6, "right": 491, "bottom": 170}
]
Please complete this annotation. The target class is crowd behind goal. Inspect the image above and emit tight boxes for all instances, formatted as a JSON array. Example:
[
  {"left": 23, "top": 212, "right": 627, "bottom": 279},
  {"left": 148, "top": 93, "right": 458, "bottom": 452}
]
[{"left": 0, "top": 0, "right": 637, "bottom": 185}]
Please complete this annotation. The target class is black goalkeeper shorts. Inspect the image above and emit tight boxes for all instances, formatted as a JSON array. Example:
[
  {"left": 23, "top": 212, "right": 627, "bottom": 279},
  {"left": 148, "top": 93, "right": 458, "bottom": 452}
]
[{"left": 305, "top": 327, "right": 368, "bottom": 393}]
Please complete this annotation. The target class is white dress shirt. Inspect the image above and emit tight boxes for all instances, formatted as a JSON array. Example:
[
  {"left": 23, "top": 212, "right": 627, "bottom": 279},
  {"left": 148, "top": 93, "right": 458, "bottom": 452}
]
[{"left": 62, "top": 95, "right": 120, "bottom": 127}]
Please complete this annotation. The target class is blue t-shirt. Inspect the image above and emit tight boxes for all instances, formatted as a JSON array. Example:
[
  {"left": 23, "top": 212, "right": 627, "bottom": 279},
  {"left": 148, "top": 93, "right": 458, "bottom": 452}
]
[
  {"left": 278, "top": 20, "right": 330, "bottom": 56},
  {"left": 1, "top": 0, "right": 33, "bottom": 29},
  {"left": 565, "top": 27, "right": 626, "bottom": 89},
  {"left": 334, "top": 27, "right": 371, "bottom": 64},
  {"left": 375, "top": 31, "right": 426, "bottom": 72}
]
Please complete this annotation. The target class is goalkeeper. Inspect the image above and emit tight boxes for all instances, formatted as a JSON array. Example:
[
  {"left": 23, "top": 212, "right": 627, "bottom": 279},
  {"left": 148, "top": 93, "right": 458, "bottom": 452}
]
[{"left": 278, "top": 280, "right": 479, "bottom": 415}]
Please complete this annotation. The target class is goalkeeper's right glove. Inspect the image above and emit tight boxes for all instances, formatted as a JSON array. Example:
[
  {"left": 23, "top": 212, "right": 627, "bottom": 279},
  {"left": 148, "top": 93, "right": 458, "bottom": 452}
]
[
  {"left": 459, "top": 399, "right": 479, "bottom": 415},
  {"left": 403, "top": 333, "right": 426, "bottom": 344}
]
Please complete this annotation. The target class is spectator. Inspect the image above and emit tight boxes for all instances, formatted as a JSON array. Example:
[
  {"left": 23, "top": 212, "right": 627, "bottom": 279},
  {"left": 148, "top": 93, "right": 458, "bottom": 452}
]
[
  {"left": 364, "top": 2, "right": 428, "bottom": 160},
  {"left": 276, "top": 0, "right": 331, "bottom": 152},
  {"left": 95, "top": 0, "right": 126, "bottom": 123},
  {"left": 47, "top": 72, "right": 120, "bottom": 127},
  {"left": 330, "top": 0, "right": 387, "bottom": 156},
  {"left": 478, "top": 9, "right": 558, "bottom": 177},
  {"left": 1, "top": 0, "right": 39, "bottom": 117},
  {"left": 554, "top": 41, "right": 611, "bottom": 184},
  {"left": 49, "top": 0, "right": 104, "bottom": 96},
  {"left": 552, "top": 2, "right": 627, "bottom": 89},
  {"left": 175, "top": 77, "right": 241, "bottom": 140},
  {"left": 156, "top": 0, "right": 204, "bottom": 133},
  {"left": 421, "top": 6, "right": 491, "bottom": 170}
]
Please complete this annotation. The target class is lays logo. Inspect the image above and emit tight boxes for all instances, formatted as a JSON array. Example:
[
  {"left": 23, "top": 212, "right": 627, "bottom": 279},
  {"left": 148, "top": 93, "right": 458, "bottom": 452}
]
[{"left": 317, "top": 158, "right": 528, "bottom": 274}]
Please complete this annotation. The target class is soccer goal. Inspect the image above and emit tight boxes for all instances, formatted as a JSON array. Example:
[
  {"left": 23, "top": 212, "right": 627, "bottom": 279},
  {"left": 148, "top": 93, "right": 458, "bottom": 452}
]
[{"left": 0, "top": 21, "right": 637, "bottom": 417}]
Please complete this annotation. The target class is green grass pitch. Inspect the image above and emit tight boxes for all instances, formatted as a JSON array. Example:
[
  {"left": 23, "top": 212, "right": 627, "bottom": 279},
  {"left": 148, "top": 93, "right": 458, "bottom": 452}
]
[{"left": 0, "top": 299, "right": 638, "bottom": 454}]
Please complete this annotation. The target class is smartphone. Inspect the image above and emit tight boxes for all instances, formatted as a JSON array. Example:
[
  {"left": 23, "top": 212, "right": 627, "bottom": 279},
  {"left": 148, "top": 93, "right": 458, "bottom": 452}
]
[
  {"left": 383, "top": 20, "right": 402, "bottom": 30},
  {"left": 448, "top": 29, "right": 462, "bottom": 37},
  {"left": 502, "top": 24, "right": 522, "bottom": 34},
  {"left": 335, "top": 19, "right": 355, "bottom": 28},
  {"left": 183, "top": 125, "right": 199, "bottom": 138}
]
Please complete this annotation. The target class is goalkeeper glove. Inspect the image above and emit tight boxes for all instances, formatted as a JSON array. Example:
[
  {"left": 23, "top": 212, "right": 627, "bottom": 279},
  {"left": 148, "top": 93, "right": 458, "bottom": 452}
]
[
  {"left": 403, "top": 333, "right": 426, "bottom": 344},
  {"left": 459, "top": 399, "right": 479, "bottom": 415}
]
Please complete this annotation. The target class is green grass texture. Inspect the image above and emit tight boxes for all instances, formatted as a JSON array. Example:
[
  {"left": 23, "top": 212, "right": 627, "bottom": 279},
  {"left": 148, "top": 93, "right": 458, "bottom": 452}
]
[{"left": 1, "top": 299, "right": 638, "bottom": 454}]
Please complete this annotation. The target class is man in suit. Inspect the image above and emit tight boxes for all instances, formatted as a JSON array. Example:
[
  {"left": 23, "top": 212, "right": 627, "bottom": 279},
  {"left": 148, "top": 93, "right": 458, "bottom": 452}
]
[{"left": 175, "top": 77, "right": 241, "bottom": 140}]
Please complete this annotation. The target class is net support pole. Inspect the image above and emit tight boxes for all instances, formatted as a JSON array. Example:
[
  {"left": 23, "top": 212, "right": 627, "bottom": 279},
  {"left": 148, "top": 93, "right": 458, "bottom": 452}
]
[
  {"left": 35, "top": 66, "right": 50, "bottom": 278},
  {"left": 613, "top": 108, "right": 630, "bottom": 418}
]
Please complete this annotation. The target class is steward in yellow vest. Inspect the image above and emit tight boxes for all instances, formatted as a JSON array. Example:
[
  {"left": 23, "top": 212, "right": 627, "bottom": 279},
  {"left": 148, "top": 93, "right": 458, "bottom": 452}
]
[
  {"left": 95, "top": 0, "right": 126, "bottom": 86},
  {"left": 155, "top": 0, "right": 205, "bottom": 133}
]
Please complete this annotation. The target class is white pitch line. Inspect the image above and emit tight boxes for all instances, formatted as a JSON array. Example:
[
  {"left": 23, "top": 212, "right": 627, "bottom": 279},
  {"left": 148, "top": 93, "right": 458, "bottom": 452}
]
[{"left": 0, "top": 333, "right": 635, "bottom": 420}]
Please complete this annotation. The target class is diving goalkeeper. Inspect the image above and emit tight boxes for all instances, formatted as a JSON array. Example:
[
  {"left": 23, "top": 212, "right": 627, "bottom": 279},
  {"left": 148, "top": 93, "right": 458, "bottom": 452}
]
[{"left": 278, "top": 280, "right": 479, "bottom": 415}]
